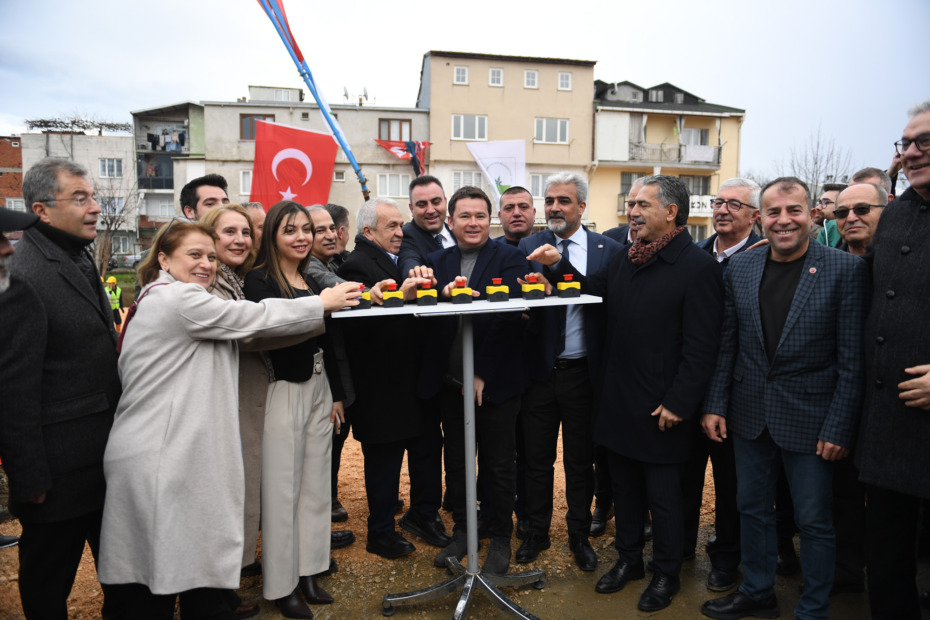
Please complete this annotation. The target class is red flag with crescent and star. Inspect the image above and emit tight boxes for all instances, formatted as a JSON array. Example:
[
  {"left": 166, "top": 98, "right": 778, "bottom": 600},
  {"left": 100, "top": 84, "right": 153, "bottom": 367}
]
[{"left": 250, "top": 120, "right": 337, "bottom": 207}]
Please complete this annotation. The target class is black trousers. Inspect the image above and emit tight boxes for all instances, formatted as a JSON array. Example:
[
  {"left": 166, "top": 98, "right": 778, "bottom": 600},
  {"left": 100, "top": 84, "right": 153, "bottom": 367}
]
[
  {"left": 593, "top": 444, "right": 613, "bottom": 509},
  {"left": 864, "top": 484, "right": 922, "bottom": 620},
  {"left": 19, "top": 509, "right": 108, "bottom": 620},
  {"left": 609, "top": 451, "right": 684, "bottom": 578},
  {"left": 103, "top": 583, "right": 234, "bottom": 620},
  {"left": 682, "top": 427, "right": 740, "bottom": 571},
  {"left": 521, "top": 361, "right": 595, "bottom": 537},
  {"left": 440, "top": 385, "right": 519, "bottom": 540},
  {"left": 360, "top": 417, "right": 443, "bottom": 536},
  {"left": 331, "top": 419, "right": 351, "bottom": 499},
  {"left": 832, "top": 457, "right": 865, "bottom": 586}
]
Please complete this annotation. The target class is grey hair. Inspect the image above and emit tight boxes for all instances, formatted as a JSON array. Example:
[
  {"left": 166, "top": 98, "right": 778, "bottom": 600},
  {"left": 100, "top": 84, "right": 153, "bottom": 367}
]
[
  {"left": 357, "top": 197, "right": 399, "bottom": 233},
  {"left": 545, "top": 171, "right": 588, "bottom": 204},
  {"left": 325, "top": 203, "right": 350, "bottom": 229},
  {"left": 908, "top": 100, "right": 930, "bottom": 118},
  {"left": 630, "top": 177, "right": 645, "bottom": 193},
  {"left": 23, "top": 158, "right": 88, "bottom": 208},
  {"left": 851, "top": 167, "right": 893, "bottom": 193},
  {"left": 242, "top": 202, "right": 264, "bottom": 212},
  {"left": 306, "top": 204, "right": 326, "bottom": 214},
  {"left": 641, "top": 175, "right": 690, "bottom": 225},
  {"left": 719, "top": 177, "right": 762, "bottom": 208}
]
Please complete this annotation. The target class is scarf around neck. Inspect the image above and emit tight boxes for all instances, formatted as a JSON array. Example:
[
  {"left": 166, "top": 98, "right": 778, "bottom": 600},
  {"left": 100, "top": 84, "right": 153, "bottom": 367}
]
[{"left": 628, "top": 226, "right": 686, "bottom": 265}]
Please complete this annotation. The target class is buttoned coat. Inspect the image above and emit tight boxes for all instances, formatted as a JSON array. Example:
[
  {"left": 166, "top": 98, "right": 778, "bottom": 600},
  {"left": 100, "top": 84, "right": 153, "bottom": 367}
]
[
  {"left": 856, "top": 187, "right": 930, "bottom": 498},
  {"left": 0, "top": 227, "right": 120, "bottom": 523},
  {"left": 704, "top": 241, "right": 869, "bottom": 454},
  {"left": 98, "top": 273, "right": 325, "bottom": 594},
  {"left": 554, "top": 230, "right": 724, "bottom": 464}
]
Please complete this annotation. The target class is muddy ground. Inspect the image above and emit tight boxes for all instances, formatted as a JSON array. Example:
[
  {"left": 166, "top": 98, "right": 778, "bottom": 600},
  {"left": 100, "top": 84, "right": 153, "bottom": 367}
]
[{"left": 1, "top": 435, "right": 927, "bottom": 619}]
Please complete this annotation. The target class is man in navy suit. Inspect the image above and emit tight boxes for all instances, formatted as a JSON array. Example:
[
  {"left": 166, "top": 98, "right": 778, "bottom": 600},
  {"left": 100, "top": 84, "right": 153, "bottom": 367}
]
[
  {"left": 683, "top": 178, "right": 762, "bottom": 592},
  {"left": 398, "top": 175, "right": 456, "bottom": 276},
  {"left": 517, "top": 172, "right": 622, "bottom": 572},
  {"left": 417, "top": 186, "right": 528, "bottom": 575},
  {"left": 701, "top": 177, "right": 869, "bottom": 620}
]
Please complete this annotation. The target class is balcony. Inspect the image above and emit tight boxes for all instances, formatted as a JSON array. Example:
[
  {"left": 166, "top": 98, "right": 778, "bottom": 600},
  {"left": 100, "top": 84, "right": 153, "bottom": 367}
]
[
  {"left": 138, "top": 176, "right": 174, "bottom": 190},
  {"left": 629, "top": 143, "right": 720, "bottom": 166}
]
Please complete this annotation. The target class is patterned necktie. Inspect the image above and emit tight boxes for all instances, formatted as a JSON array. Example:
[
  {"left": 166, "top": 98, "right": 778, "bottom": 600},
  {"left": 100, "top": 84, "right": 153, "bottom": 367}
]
[{"left": 434, "top": 234, "right": 444, "bottom": 249}]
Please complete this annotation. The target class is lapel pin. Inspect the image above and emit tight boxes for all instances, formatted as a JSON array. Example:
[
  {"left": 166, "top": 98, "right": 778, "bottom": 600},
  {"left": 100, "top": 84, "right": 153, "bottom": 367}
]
[{"left": 809, "top": 267, "right": 817, "bottom": 274}]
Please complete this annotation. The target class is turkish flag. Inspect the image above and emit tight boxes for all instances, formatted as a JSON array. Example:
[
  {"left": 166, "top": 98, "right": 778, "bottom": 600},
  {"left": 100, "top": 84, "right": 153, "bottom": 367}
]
[{"left": 250, "top": 120, "right": 337, "bottom": 207}]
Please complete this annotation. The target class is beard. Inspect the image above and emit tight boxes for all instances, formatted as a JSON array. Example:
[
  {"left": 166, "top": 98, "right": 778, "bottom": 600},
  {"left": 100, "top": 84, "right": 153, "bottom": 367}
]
[{"left": 0, "top": 254, "right": 11, "bottom": 295}]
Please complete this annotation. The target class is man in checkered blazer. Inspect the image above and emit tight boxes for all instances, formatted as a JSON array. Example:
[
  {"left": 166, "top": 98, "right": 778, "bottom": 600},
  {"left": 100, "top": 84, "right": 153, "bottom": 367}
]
[{"left": 699, "top": 177, "right": 869, "bottom": 620}]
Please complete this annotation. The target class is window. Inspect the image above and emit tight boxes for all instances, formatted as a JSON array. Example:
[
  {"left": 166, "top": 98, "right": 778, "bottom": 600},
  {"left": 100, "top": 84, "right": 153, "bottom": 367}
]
[
  {"left": 111, "top": 236, "right": 130, "bottom": 254},
  {"left": 452, "top": 171, "right": 485, "bottom": 192},
  {"left": 454, "top": 66, "right": 468, "bottom": 85},
  {"left": 530, "top": 174, "right": 550, "bottom": 198},
  {"left": 681, "top": 128, "right": 710, "bottom": 145},
  {"left": 648, "top": 89, "right": 664, "bottom": 103},
  {"left": 489, "top": 68, "right": 503, "bottom": 87},
  {"left": 524, "top": 70, "right": 538, "bottom": 89},
  {"left": 679, "top": 175, "right": 711, "bottom": 195},
  {"left": 334, "top": 170, "right": 346, "bottom": 182},
  {"left": 240, "top": 170, "right": 252, "bottom": 195},
  {"left": 158, "top": 199, "right": 173, "bottom": 217},
  {"left": 5, "top": 198, "right": 25, "bottom": 212},
  {"left": 687, "top": 224, "right": 708, "bottom": 242},
  {"left": 378, "top": 173, "right": 411, "bottom": 197},
  {"left": 240, "top": 114, "right": 274, "bottom": 140},
  {"left": 11, "top": 141, "right": 19, "bottom": 147},
  {"left": 99, "top": 158, "right": 122, "bottom": 178},
  {"left": 534, "top": 118, "right": 569, "bottom": 144},
  {"left": 621, "top": 172, "right": 646, "bottom": 194},
  {"left": 301, "top": 112, "right": 310, "bottom": 121},
  {"left": 274, "top": 89, "right": 291, "bottom": 102},
  {"left": 452, "top": 114, "right": 487, "bottom": 141},
  {"left": 674, "top": 92, "right": 684, "bottom": 104},
  {"left": 100, "top": 197, "right": 125, "bottom": 215},
  {"left": 379, "top": 118, "right": 412, "bottom": 142},
  {"left": 558, "top": 72, "right": 572, "bottom": 91}
]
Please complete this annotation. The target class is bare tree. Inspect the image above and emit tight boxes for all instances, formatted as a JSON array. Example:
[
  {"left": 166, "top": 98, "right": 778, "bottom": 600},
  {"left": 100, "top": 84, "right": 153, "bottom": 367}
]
[
  {"left": 779, "top": 125, "right": 855, "bottom": 193},
  {"left": 94, "top": 174, "right": 139, "bottom": 276}
]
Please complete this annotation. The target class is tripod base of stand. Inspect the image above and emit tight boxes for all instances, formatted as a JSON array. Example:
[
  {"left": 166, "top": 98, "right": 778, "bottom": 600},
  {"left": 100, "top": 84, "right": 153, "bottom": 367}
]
[{"left": 381, "top": 557, "right": 545, "bottom": 619}]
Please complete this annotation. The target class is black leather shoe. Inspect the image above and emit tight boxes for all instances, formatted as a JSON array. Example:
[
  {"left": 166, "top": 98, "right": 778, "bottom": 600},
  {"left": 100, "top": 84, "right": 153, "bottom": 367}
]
[
  {"left": 701, "top": 591, "right": 780, "bottom": 619},
  {"left": 776, "top": 538, "right": 799, "bottom": 576},
  {"left": 366, "top": 531, "right": 415, "bottom": 559},
  {"left": 313, "top": 558, "right": 337, "bottom": 577},
  {"left": 331, "top": 499, "right": 348, "bottom": 522},
  {"left": 275, "top": 591, "right": 314, "bottom": 619},
  {"left": 590, "top": 504, "right": 614, "bottom": 537},
  {"left": 240, "top": 560, "right": 261, "bottom": 577},
  {"left": 398, "top": 510, "right": 452, "bottom": 548},
  {"left": 595, "top": 559, "right": 645, "bottom": 594},
  {"left": 516, "top": 517, "right": 530, "bottom": 540},
  {"left": 638, "top": 572, "right": 680, "bottom": 612},
  {"left": 569, "top": 535, "right": 597, "bottom": 571},
  {"left": 433, "top": 531, "right": 477, "bottom": 568},
  {"left": 482, "top": 537, "right": 512, "bottom": 574},
  {"left": 299, "top": 575, "right": 333, "bottom": 605},
  {"left": 707, "top": 568, "right": 738, "bottom": 592},
  {"left": 330, "top": 530, "right": 355, "bottom": 549},
  {"left": 515, "top": 532, "right": 550, "bottom": 564}
]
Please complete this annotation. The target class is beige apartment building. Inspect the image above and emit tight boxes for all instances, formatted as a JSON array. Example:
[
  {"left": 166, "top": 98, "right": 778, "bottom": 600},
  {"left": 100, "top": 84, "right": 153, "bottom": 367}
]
[{"left": 589, "top": 80, "right": 745, "bottom": 240}]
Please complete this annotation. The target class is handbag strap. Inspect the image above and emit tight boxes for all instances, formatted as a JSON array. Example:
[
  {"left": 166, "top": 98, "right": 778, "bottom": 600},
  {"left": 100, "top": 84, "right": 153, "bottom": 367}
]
[{"left": 116, "top": 282, "right": 169, "bottom": 354}]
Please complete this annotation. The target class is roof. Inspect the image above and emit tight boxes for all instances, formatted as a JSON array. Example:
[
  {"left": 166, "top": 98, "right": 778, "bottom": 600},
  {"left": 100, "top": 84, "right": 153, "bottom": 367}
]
[
  {"left": 426, "top": 50, "right": 596, "bottom": 67},
  {"left": 131, "top": 102, "right": 202, "bottom": 116},
  {"left": 596, "top": 99, "right": 745, "bottom": 115}
]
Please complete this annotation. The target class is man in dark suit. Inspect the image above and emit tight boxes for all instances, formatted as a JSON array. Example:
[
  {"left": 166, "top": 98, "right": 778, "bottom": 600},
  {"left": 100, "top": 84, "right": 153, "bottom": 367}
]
[
  {"left": 495, "top": 186, "right": 536, "bottom": 246},
  {"left": 398, "top": 175, "right": 456, "bottom": 275},
  {"left": 530, "top": 175, "right": 724, "bottom": 612},
  {"left": 418, "top": 186, "right": 527, "bottom": 575},
  {"left": 701, "top": 177, "right": 869, "bottom": 620},
  {"left": 682, "top": 177, "right": 762, "bottom": 592},
  {"left": 517, "top": 172, "right": 622, "bottom": 572},
  {"left": 336, "top": 197, "right": 449, "bottom": 560},
  {"left": 0, "top": 158, "right": 122, "bottom": 617},
  {"left": 603, "top": 176, "right": 644, "bottom": 246}
]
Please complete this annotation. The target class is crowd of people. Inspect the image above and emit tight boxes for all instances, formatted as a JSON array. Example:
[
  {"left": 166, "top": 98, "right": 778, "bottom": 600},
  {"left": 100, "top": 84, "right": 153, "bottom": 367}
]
[{"left": 0, "top": 99, "right": 927, "bottom": 620}]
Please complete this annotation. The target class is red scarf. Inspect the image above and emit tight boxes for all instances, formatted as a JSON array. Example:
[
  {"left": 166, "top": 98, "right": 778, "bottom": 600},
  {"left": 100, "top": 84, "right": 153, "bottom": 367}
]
[{"left": 627, "top": 226, "right": 686, "bottom": 265}]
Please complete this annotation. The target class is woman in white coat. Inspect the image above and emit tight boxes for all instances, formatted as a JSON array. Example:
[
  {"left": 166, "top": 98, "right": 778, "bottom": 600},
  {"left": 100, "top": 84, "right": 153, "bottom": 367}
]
[{"left": 98, "top": 220, "right": 359, "bottom": 619}]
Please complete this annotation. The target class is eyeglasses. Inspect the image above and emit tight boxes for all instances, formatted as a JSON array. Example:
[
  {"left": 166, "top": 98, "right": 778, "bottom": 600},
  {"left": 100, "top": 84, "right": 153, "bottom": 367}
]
[
  {"left": 816, "top": 198, "right": 835, "bottom": 207},
  {"left": 894, "top": 132, "right": 930, "bottom": 156},
  {"left": 834, "top": 203, "right": 884, "bottom": 219},
  {"left": 42, "top": 195, "right": 97, "bottom": 207},
  {"left": 710, "top": 198, "right": 755, "bottom": 213},
  {"left": 157, "top": 217, "right": 180, "bottom": 254}
]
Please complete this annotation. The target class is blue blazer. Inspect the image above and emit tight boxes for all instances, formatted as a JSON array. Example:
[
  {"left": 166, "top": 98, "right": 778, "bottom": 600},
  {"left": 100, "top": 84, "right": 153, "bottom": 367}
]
[
  {"left": 704, "top": 242, "right": 869, "bottom": 453},
  {"left": 398, "top": 221, "right": 456, "bottom": 277},
  {"left": 697, "top": 230, "right": 763, "bottom": 278},
  {"left": 518, "top": 228, "right": 623, "bottom": 383},
  {"left": 417, "top": 240, "right": 529, "bottom": 404}
]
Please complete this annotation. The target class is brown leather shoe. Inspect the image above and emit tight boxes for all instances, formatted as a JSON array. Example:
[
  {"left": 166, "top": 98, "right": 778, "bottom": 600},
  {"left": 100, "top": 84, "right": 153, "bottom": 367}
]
[
  {"left": 275, "top": 590, "right": 314, "bottom": 619},
  {"left": 331, "top": 499, "right": 348, "bottom": 522},
  {"left": 233, "top": 599, "right": 259, "bottom": 618},
  {"left": 299, "top": 575, "right": 334, "bottom": 605}
]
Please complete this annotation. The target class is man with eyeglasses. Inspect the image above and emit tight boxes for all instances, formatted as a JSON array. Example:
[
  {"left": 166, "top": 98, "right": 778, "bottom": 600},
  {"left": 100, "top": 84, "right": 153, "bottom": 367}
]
[
  {"left": 0, "top": 158, "right": 122, "bottom": 617},
  {"left": 813, "top": 182, "right": 846, "bottom": 248},
  {"left": 855, "top": 99, "right": 930, "bottom": 620},
  {"left": 682, "top": 178, "right": 762, "bottom": 594}
]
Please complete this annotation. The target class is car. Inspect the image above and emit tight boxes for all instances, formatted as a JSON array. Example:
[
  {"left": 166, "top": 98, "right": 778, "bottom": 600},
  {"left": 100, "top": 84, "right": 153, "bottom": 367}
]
[{"left": 121, "top": 252, "right": 145, "bottom": 269}]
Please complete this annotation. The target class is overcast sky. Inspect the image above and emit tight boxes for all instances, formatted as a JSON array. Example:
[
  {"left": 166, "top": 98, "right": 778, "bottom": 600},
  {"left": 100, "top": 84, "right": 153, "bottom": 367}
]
[{"left": 1, "top": 0, "right": 925, "bottom": 178}]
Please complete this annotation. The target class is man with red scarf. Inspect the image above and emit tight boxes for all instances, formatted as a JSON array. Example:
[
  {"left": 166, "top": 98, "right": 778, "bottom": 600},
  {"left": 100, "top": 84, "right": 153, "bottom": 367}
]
[{"left": 528, "top": 174, "right": 724, "bottom": 613}]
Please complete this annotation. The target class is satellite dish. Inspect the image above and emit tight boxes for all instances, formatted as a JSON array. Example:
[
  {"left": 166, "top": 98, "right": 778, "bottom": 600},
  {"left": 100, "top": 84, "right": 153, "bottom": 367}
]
[{"left": 363, "top": 87, "right": 368, "bottom": 101}]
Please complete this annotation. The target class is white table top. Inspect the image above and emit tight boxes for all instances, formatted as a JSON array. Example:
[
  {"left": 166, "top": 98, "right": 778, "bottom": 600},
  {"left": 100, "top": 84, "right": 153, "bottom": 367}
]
[{"left": 330, "top": 294, "right": 602, "bottom": 319}]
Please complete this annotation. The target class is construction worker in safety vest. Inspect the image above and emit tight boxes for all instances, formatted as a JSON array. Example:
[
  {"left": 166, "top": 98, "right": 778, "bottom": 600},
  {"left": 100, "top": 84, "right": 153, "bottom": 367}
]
[{"left": 106, "top": 276, "right": 123, "bottom": 327}]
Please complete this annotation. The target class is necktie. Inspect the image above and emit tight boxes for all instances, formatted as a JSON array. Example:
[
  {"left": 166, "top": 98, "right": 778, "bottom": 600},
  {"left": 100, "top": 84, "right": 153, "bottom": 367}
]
[
  {"left": 558, "top": 239, "right": 571, "bottom": 353},
  {"left": 434, "top": 234, "right": 444, "bottom": 249}
]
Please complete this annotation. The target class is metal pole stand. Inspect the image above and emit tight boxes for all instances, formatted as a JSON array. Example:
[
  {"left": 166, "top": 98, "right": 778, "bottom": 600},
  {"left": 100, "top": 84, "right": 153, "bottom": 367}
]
[{"left": 381, "top": 315, "right": 545, "bottom": 619}]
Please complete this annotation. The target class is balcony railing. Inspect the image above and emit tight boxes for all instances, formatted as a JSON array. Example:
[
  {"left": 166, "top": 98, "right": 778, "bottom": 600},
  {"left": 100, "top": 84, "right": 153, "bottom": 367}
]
[
  {"left": 629, "top": 143, "right": 720, "bottom": 166},
  {"left": 138, "top": 177, "right": 174, "bottom": 190}
]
